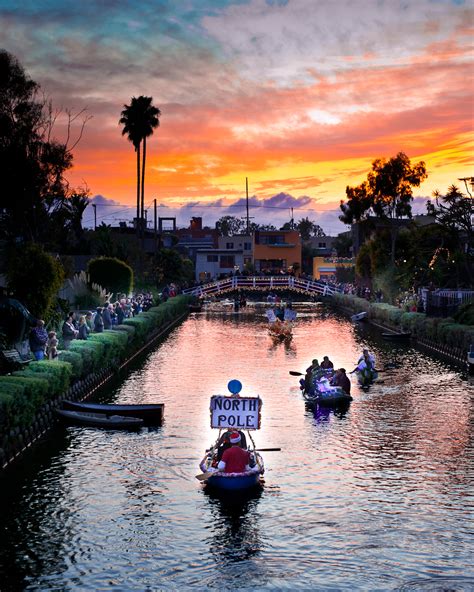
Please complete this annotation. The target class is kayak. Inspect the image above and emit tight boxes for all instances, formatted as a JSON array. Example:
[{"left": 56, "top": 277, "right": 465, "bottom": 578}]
[
  {"left": 56, "top": 409, "right": 143, "bottom": 429},
  {"left": 382, "top": 332, "right": 411, "bottom": 340},
  {"left": 62, "top": 400, "right": 164, "bottom": 425}
]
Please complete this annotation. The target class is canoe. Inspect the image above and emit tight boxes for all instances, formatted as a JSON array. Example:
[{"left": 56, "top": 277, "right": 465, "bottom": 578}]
[
  {"left": 62, "top": 400, "right": 164, "bottom": 425},
  {"left": 382, "top": 332, "right": 411, "bottom": 340},
  {"left": 205, "top": 471, "right": 262, "bottom": 491},
  {"left": 56, "top": 409, "right": 143, "bottom": 429}
]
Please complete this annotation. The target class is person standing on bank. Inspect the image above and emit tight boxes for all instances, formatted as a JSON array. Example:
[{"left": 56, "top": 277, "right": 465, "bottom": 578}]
[
  {"left": 62, "top": 312, "right": 78, "bottom": 350},
  {"left": 94, "top": 307, "right": 104, "bottom": 333},
  {"left": 29, "top": 319, "right": 48, "bottom": 360},
  {"left": 77, "top": 315, "right": 89, "bottom": 340}
]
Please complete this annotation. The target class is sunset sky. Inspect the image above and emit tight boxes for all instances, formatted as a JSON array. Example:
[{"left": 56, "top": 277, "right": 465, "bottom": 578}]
[{"left": 1, "top": 0, "right": 473, "bottom": 233}]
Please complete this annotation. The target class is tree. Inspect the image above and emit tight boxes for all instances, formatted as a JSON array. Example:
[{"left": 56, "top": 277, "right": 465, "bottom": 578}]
[
  {"left": 0, "top": 50, "right": 90, "bottom": 244},
  {"left": 88, "top": 257, "right": 134, "bottom": 297},
  {"left": 340, "top": 152, "right": 427, "bottom": 262},
  {"left": 5, "top": 243, "right": 65, "bottom": 320},
  {"left": 215, "top": 216, "right": 245, "bottom": 236},
  {"left": 119, "top": 96, "right": 160, "bottom": 236},
  {"left": 153, "top": 248, "right": 194, "bottom": 285},
  {"left": 280, "top": 218, "right": 324, "bottom": 240},
  {"left": 426, "top": 184, "right": 473, "bottom": 285}
]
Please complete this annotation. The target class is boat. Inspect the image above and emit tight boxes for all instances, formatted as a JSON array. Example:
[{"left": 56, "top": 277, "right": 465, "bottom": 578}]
[
  {"left": 382, "top": 331, "right": 411, "bottom": 341},
  {"left": 62, "top": 400, "right": 164, "bottom": 425},
  {"left": 351, "top": 311, "right": 367, "bottom": 322},
  {"left": 196, "top": 379, "right": 265, "bottom": 491},
  {"left": 56, "top": 409, "right": 143, "bottom": 429},
  {"left": 301, "top": 374, "right": 353, "bottom": 406},
  {"left": 188, "top": 303, "right": 203, "bottom": 312}
]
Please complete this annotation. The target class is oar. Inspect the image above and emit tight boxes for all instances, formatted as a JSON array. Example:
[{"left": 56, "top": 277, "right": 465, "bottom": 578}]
[
  {"left": 289, "top": 370, "right": 304, "bottom": 376},
  {"left": 195, "top": 471, "right": 215, "bottom": 481}
]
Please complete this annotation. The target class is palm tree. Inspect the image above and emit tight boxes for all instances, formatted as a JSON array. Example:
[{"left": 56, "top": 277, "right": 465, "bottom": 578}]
[{"left": 119, "top": 96, "right": 160, "bottom": 237}]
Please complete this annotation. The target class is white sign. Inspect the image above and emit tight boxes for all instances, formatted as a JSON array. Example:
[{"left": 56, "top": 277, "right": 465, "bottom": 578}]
[{"left": 210, "top": 396, "right": 261, "bottom": 430}]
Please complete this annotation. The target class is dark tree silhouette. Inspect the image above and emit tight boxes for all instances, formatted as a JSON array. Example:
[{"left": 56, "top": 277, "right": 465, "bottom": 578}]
[
  {"left": 340, "top": 152, "right": 427, "bottom": 262},
  {"left": 119, "top": 96, "right": 160, "bottom": 237}
]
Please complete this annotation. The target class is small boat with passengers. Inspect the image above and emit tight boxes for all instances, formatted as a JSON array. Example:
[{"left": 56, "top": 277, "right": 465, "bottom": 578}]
[
  {"left": 300, "top": 370, "right": 353, "bottom": 406},
  {"left": 196, "top": 379, "right": 265, "bottom": 491},
  {"left": 62, "top": 400, "right": 164, "bottom": 425}
]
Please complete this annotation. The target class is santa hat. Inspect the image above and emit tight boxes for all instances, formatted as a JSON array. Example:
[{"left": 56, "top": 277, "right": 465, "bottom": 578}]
[{"left": 229, "top": 431, "right": 241, "bottom": 444}]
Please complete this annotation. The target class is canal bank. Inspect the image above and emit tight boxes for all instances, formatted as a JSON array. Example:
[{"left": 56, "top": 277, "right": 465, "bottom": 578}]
[
  {"left": 332, "top": 293, "right": 474, "bottom": 369},
  {"left": 0, "top": 296, "right": 190, "bottom": 471}
]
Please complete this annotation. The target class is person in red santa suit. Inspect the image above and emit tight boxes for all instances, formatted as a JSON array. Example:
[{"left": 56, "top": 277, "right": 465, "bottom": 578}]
[{"left": 217, "top": 431, "right": 251, "bottom": 473}]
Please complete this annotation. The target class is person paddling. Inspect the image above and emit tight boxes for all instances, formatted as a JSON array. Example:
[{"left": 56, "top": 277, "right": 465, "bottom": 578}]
[
  {"left": 331, "top": 368, "right": 351, "bottom": 394},
  {"left": 217, "top": 431, "right": 252, "bottom": 473}
]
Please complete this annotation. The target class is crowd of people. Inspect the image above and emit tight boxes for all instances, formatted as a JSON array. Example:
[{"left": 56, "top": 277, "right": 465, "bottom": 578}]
[{"left": 28, "top": 292, "right": 156, "bottom": 358}]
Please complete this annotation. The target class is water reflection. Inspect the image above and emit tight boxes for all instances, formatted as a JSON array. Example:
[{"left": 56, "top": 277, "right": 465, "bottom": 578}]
[{"left": 205, "top": 487, "right": 263, "bottom": 565}]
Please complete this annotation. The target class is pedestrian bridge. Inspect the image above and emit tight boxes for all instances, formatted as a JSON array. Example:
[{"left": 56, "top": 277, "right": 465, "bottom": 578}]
[{"left": 182, "top": 275, "right": 340, "bottom": 298}]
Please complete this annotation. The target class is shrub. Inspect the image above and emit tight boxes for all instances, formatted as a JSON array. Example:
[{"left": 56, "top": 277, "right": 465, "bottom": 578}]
[
  {"left": 58, "top": 350, "right": 84, "bottom": 379},
  {"left": 0, "top": 388, "right": 35, "bottom": 430},
  {"left": 4, "top": 374, "right": 50, "bottom": 404},
  {"left": 454, "top": 302, "right": 474, "bottom": 326},
  {"left": 5, "top": 243, "right": 65, "bottom": 320},
  {"left": 88, "top": 257, "right": 133, "bottom": 298},
  {"left": 27, "top": 361, "right": 72, "bottom": 393}
]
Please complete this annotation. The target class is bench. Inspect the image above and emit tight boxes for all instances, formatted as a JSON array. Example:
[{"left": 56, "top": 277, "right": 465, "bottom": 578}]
[{"left": 1, "top": 349, "right": 31, "bottom": 371}]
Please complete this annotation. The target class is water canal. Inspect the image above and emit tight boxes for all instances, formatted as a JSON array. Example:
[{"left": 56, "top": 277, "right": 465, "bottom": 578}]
[{"left": 1, "top": 303, "right": 473, "bottom": 591}]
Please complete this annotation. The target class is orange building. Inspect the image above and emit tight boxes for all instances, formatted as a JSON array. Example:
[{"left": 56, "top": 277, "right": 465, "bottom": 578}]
[{"left": 253, "top": 230, "right": 302, "bottom": 274}]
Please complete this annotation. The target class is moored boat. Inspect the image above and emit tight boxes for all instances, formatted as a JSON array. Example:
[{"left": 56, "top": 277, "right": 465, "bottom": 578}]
[
  {"left": 351, "top": 311, "right": 367, "bottom": 322},
  {"left": 382, "top": 331, "right": 411, "bottom": 341},
  {"left": 62, "top": 400, "right": 164, "bottom": 425},
  {"left": 56, "top": 409, "right": 143, "bottom": 429}
]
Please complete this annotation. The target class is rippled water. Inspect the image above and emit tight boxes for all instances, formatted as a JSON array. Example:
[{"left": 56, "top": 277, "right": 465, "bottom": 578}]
[{"left": 1, "top": 303, "right": 473, "bottom": 591}]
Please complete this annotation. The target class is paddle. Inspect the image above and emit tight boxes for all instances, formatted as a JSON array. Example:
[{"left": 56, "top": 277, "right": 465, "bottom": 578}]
[{"left": 289, "top": 370, "right": 304, "bottom": 376}]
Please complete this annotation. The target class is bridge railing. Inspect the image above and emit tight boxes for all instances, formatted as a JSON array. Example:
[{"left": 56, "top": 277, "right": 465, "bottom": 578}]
[{"left": 182, "top": 276, "right": 341, "bottom": 297}]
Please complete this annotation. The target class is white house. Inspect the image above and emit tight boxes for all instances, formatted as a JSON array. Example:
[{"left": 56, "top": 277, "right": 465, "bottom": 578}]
[{"left": 195, "top": 249, "right": 245, "bottom": 281}]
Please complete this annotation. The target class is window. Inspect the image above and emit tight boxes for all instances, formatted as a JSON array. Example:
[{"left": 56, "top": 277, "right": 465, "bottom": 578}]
[
  {"left": 220, "top": 255, "right": 235, "bottom": 268},
  {"left": 318, "top": 242, "right": 326, "bottom": 248},
  {"left": 207, "top": 255, "right": 218, "bottom": 262},
  {"left": 226, "top": 242, "right": 234, "bottom": 249},
  {"left": 260, "top": 234, "right": 285, "bottom": 245},
  {"left": 244, "top": 242, "right": 251, "bottom": 250}
]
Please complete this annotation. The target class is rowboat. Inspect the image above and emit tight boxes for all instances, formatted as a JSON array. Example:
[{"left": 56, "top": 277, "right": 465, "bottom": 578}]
[
  {"left": 197, "top": 380, "right": 265, "bottom": 491},
  {"left": 304, "top": 390, "right": 353, "bottom": 406},
  {"left": 203, "top": 469, "right": 263, "bottom": 491},
  {"left": 62, "top": 400, "right": 164, "bottom": 425},
  {"left": 382, "top": 331, "right": 411, "bottom": 341},
  {"left": 198, "top": 447, "right": 264, "bottom": 491},
  {"left": 56, "top": 409, "right": 143, "bottom": 429},
  {"left": 351, "top": 311, "right": 367, "bottom": 322}
]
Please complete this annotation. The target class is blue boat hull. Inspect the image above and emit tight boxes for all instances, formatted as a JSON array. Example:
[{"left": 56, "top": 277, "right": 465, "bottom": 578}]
[{"left": 206, "top": 472, "right": 262, "bottom": 490}]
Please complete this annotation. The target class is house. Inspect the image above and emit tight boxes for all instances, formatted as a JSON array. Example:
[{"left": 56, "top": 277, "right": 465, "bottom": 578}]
[
  {"left": 217, "top": 235, "right": 253, "bottom": 269},
  {"left": 312, "top": 256, "right": 355, "bottom": 280},
  {"left": 195, "top": 248, "right": 245, "bottom": 281},
  {"left": 174, "top": 217, "right": 219, "bottom": 262},
  {"left": 252, "top": 230, "right": 301, "bottom": 274}
]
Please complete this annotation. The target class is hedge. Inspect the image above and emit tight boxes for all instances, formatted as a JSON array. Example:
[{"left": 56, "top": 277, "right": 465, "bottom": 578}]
[
  {"left": 0, "top": 294, "right": 191, "bottom": 431},
  {"left": 334, "top": 293, "right": 474, "bottom": 350}
]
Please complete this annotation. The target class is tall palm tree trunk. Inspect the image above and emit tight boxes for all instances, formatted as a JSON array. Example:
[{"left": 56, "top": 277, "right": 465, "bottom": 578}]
[
  {"left": 136, "top": 143, "right": 141, "bottom": 238},
  {"left": 141, "top": 136, "right": 147, "bottom": 235}
]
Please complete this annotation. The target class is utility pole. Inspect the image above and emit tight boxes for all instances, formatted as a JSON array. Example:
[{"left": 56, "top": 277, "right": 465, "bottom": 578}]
[
  {"left": 154, "top": 199, "right": 157, "bottom": 239},
  {"left": 92, "top": 204, "right": 97, "bottom": 230},
  {"left": 290, "top": 207, "right": 294, "bottom": 230},
  {"left": 246, "top": 177, "right": 250, "bottom": 234}
]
